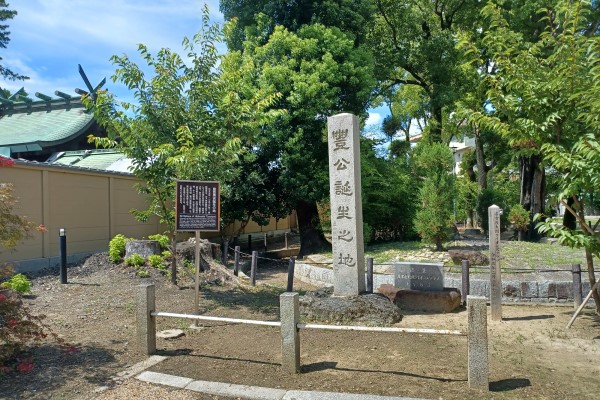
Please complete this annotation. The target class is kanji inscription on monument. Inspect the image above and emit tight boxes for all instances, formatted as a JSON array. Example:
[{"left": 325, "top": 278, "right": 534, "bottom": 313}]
[
  {"left": 176, "top": 181, "right": 220, "bottom": 231},
  {"left": 327, "top": 113, "right": 365, "bottom": 296},
  {"left": 488, "top": 204, "right": 502, "bottom": 321}
]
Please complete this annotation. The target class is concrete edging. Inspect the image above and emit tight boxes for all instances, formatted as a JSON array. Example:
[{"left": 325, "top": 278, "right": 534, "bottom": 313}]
[{"left": 136, "top": 371, "right": 425, "bottom": 400}]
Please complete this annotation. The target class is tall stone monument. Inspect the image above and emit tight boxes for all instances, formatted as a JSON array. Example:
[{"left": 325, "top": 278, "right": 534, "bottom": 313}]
[
  {"left": 327, "top": 113, "right": 365, "bottom": 296},
  {"left": 488, "top": 204, "right": 502, "bottom": 321}
]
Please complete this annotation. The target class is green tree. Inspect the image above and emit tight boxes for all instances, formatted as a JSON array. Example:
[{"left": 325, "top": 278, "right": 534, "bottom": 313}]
[
  {"left": 0, "top": 1, "right": 27, "bottom": 81},
  {"left": 361, "top": 137, "right": 418, "bottom": 242},
  {"left": 222, "top": 18, "right": 375, "bottom": 256},
  {"left": 88, "top": 7, "right": 281, "bottom": 283},
  {"left": 220, "top": 0, "right": 375, "bottom": 50},
  {"left": 369, "top": 0, "right": 481, "bottom": 143},
  {"left": 412, "top": 142, "right": 455, "bottom": 250},
  {"left": 469, "top": 0, "right": 600, "bottom": 309}
]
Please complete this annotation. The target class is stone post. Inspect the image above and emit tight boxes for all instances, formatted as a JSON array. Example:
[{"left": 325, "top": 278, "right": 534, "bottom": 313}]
[
  {"left": 327, "top": 113, "right": 365, "bottom": 296},
  {"left": 461, "top": 260, "right": 470, "bottom": 305},
  {"left": 488, "top": 204, "right": 502, "bottom": 321},
  {"left": 137, "top": 284, "right": 156, "bottom": 355},
  {"left": 467, "top": 295, "right": 488, "bottom": 391},
  {"left": 280, "top": 292, "right": 300, "bottom": 373}
]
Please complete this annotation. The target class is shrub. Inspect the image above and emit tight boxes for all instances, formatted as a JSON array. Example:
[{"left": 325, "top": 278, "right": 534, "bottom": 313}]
[
  {"left": 108, "top": 234, "right": 130, "bottom": 263},
  {"left": 148, "top": 254, "right": 165, "bottom": 269},
  {"left": 136, "top": 269, "right": 150, "bottom": 278},
  {"left": 148, "top": 234, "right": 170, "bottom": 250},
  {"left": 161, "top": 250, "right": 172, "bottom": 259},
  {"left": 509, "top": 204, "right": 530, "bottom": 232},
  {"left": 1, "top": 273, "right": 31, "bottom": 294},
  {"left": 124, "top": 253, "right": 145, "bottom": 267},
  {"left": 0, "top": 282, "right": 68, "bottom": 373}
]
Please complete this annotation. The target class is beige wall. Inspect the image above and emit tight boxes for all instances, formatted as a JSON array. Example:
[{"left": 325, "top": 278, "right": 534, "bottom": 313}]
[
  {"left": 1, "top": 162, "right": 297, "bottom": 266},
  {"left": 0, "top": 163, "right": 162, "bottom": 265}
]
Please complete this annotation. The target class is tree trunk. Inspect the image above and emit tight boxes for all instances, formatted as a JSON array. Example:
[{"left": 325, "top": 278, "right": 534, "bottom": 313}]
[
  {"left": 585, "top": 248, "right": 600, "bottom": 314},
  {"left": 520, "top": 155, "right": 545, "bottom": 241},
  {"left": 475, "top": 131, "right": 487, "bottom": 190},
  {"left": 429, "top": 105, "right": 443, "bottom": 143},
  {"left": 296, "top": 200, "right": 331, "bottom": 257},
  {"left": 466, "top": 209, "right": 474, "bottom": 229},
  {"left": 562, "top": 196, "right": 577, "bottom": 230}
]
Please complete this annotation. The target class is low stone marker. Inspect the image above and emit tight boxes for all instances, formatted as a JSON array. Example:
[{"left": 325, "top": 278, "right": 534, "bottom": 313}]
[
  {"left": 378, "top": 262, "right": 461, "bottom": 312},
  {"left": 394, "top": 262, "right": 444, "bottom": 291},
  {"left": 467, "top": 295, "right": 489, "bottom": 390},
  {"left": 280, "top": 292, "right": 300, "bottom": 373},
  {"left": 137, "top": 284, "right": 156, "bottom": 355}
]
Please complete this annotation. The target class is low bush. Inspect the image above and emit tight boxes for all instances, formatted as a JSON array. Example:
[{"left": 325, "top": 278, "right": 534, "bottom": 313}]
[
  {"left": 148, "top": 254, "right": 165, "bottom": 269},
  {"left": 108, "top": 234, "right": 130, "bottom": 263},
  {"left": 124, "top": 253, "right": 145, "bottom": 267},
  {"left": 1, "top": 273, "right": 31, "bottom": 294},
  {"left": 148, "top": 234, "right": 170, "bottom": 250}
]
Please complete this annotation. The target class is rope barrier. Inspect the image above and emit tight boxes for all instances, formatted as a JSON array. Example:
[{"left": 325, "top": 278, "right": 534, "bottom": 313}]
[{"left": 225, "top": 245, "right": 598, "bottom": 274}]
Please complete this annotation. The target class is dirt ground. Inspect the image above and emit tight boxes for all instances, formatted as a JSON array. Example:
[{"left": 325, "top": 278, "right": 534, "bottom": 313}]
[{"left": 1, "top": 253, "right": 599, "bottom": 400}]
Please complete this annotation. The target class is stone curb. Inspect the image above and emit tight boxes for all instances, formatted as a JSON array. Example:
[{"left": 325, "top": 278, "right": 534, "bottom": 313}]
[{"left": 136, "top": 371, "right": 425, "bottom": 400}]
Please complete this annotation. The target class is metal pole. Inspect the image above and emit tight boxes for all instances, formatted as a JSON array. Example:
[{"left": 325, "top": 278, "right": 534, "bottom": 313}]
[
  {"left": 366, "top": 257, "right": 373, "bottom": 293},
  {"left": 59, "top": 228, "right": 67, "bottom": 284},
  {"left": 233, "top": 245, "right": 240, "bottom": 276},
  {"left": 461, "top": 259, "right": 470, "bottom": 305},
  {"left": 284, "top": 232, "right": 288, "bottom": 249},
  {"left": 287, "top": 257, "right": 295, "bottom": 292},
  {"left": 572, "top": 263, "right": 583, "bottom": 309},
  {"left": 250, "top": 251, "right": 258, "bottom": 286},
  {"left": 264, "top": 233, "right": 267, "bottom": 253}
]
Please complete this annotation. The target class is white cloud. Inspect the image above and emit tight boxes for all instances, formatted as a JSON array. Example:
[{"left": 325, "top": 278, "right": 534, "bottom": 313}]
[
  {"left": 1, "top": 0, "right": 224, "bottom": 98},
  {"left": 365, "top": 112, "right": 382, "bottom": 127}
]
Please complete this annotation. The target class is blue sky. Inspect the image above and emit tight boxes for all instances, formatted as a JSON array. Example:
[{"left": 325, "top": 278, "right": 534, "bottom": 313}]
[{"left": 1, "top": 0, "right": 385, "bottom": 126}]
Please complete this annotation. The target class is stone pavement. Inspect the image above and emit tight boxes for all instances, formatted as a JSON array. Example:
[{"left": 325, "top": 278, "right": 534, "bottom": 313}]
[{"left": 135, "top": 370, "right": 426, "bottom": 400}]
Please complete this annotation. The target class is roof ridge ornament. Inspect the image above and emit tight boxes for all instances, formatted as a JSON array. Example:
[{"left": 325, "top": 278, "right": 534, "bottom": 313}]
[{"left": 75, "top": 64, "right": 106, "bottom": 101}]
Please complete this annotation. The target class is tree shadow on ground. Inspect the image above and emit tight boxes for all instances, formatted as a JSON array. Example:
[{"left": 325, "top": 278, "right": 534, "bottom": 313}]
[
  {"left": 199, "top": 284, "right": 285, "bottom": 316},
  {"left": 0, "top": 343, "right": 119, "bottom": 397},
  {"left": 302, "top": 361, "right": 465, "bottom": 383},
  {"left": 490, "top": 378, "right": 532, "bottom": 392}
]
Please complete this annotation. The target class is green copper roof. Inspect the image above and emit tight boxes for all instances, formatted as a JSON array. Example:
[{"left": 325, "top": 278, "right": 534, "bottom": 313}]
[
  {"left": 51, "top": 149, "right": 127, "bottom": 170},
  {"left": 0, "top": 99, "right": 94, "bottom": 148}
]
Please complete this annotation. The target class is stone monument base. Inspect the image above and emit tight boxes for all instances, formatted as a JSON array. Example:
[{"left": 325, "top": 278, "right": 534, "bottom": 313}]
[
  {"left": 378, "top": 284, "right": 462, "bottom": 313},
  {"left": 299, "top": 287, "right": 403, "bottom": 325}
]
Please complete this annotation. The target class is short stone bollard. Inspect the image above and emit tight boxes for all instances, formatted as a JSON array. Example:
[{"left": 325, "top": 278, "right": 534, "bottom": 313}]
[
  {"left": 467, "top": 295, "right": 488, "bottom": 391},
  {"left": 279, "top": 292, "right": 300, "bottom": 373},
  {"left": 137, "top": 284, "right": 157, "bottom": 355}
]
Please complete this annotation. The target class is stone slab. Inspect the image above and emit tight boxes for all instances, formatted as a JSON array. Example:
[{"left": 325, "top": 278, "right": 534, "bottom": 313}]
[
  {"left": 186, "top": 380, "right": 287, "bottom": 399},
  {"left": 378, "top": 284, "right": 461, "bottom": 313},
  {"left": 136, "top": 371, "right": 193, "bottom": 388},
  {"left": 394, "top": 262, "right": 444, "bottom": 291},
  {"left": 116, "top": 355, "right": 166, "bottom": 380},
  {"left": 157, "top": 329, "right": 185, "bottom": 339},
  {"left": 283, "top": 390, "right": 422, "bottom": 399}
]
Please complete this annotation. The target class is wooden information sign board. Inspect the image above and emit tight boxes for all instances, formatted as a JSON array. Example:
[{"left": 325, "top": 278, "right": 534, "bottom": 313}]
[{"left": 176, "top": 181, "right": 220, "bottom": 232}]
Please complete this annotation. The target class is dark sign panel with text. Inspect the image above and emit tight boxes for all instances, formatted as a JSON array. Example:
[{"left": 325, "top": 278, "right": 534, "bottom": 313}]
[{"left": 176, "top": 181, "right": 220, "bottom": 231}]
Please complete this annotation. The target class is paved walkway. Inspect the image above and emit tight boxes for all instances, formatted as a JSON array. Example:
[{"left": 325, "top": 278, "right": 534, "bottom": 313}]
[{"left": 135, "top": 370, "right": 425, "bottom": 400}]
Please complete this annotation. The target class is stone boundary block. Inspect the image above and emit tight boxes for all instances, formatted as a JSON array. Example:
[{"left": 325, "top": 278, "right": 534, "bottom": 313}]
[{"left": 295, "top": 262, "right": 582, "bottom": 304}]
